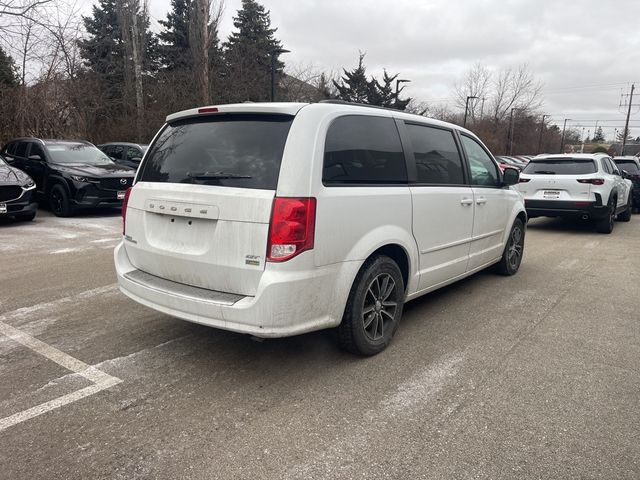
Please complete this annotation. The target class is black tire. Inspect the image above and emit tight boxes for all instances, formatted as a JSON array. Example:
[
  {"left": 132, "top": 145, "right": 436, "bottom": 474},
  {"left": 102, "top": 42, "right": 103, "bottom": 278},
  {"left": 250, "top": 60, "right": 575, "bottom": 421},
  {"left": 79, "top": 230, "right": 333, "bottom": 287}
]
[
  {"left": 496, "top": 218, "right": 525, "bottom": 276},
  {"left": 15, "top": 212, "right": 36, "bottom": 222},
  {"left": 338, "top": 255, "right": 405, "bottom": 356},
  {"left": 595, "top": 197, "right": 615, "bottom": 234},
  {"left": 618, "top": 191, "right": 632, "bottom": 222},
  {"left": 49, "top": 184, "right": 72, "bottom": 217}
]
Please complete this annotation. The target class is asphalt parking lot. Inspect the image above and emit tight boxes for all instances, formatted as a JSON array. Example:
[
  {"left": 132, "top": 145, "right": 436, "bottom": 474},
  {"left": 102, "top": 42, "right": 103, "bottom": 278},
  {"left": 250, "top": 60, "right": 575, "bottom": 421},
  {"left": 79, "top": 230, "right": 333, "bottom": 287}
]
[{"left": 1, "top": 209, "right": 639, "bottom": 479}]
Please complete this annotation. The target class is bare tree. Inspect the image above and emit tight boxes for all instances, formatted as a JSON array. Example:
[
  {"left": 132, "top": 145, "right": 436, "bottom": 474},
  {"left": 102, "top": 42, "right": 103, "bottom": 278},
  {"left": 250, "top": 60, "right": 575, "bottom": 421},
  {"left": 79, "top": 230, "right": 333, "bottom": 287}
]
[
  {"left": 488, "top": 64, "right": 543, "bottom": 123},
  {"left": 453, "top": 62, "right": 490, "bottom": 121}
]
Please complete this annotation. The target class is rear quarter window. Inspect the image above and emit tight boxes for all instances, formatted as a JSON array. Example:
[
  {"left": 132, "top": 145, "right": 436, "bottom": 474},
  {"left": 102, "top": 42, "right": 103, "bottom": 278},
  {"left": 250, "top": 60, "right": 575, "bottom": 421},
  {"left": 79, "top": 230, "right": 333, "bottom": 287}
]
[
  {"left": 139, "top": 114, "right": 294, "bottom": 190},
  {"left": 522, "top": 159, "right": 597, "bottom": 175},
  {"left": 323, "top": 115, "right": 407, "bottom": 185}
]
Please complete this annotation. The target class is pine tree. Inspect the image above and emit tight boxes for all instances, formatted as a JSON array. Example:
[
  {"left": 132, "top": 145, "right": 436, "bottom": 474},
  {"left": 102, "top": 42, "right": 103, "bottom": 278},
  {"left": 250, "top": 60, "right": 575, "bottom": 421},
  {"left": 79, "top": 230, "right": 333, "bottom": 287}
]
[
  {"left": 333, "top": 53, "right": 370, "bottom": 103},
  {"left": 223, "top": 0, "right": 283, "bottom": 102},
  {"left": 0, "top": 46, "right": 19, "bottom": 88},
  {"left": 333, "top": 54, "right": 410, "bottom": 109},
  {"left": 592, "top": 126, "right": 605, "bottom": 143},
  {"left": 78, "top": 0, "right": 126, "bottom": 90},
  {"left": 158, "top": 0, "right": 193, "bottom": 71}
]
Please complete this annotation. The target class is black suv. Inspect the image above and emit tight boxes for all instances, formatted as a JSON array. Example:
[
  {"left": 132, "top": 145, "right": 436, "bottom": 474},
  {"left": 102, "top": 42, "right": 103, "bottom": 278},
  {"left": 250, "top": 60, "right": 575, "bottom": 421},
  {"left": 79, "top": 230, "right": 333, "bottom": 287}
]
[
  {"left": 98, "top": 142, "right": 148, "bottom": 170},
  {"left": 614, "top": 156, "right": 640, "bottom": 211},
  {"left": 0, "top": 153, "right": 38, "bottom": 221},
  {"left": 1, "top": 138, "right": 135, "bottom": 216}
]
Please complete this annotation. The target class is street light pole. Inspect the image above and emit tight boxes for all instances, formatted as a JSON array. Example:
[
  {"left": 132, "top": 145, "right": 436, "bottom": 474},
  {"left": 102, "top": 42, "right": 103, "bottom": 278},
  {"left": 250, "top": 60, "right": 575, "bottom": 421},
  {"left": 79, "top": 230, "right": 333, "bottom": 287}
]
[
  {"left": 270, "top": 48, "right": 291, "bottom": 102},
  {"left": 463, "top": 96, "right": 478, "bottom": 128},
  {"left": 537, "top": 114, "right": 550, "bottom": 154},
  {"left": 559, "top": 118, "right": 571, "bottom": 153},
  {"left": 394, "top": 79, "right": 410, "bottom": 108}
]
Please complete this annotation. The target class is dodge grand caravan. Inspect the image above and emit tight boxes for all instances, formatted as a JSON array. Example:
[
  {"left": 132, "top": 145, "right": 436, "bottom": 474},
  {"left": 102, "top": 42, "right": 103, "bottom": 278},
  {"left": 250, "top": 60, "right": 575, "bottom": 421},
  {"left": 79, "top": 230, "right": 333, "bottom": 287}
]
[{"left": 115, "top": 102, "right": 526, "bottom": 355}]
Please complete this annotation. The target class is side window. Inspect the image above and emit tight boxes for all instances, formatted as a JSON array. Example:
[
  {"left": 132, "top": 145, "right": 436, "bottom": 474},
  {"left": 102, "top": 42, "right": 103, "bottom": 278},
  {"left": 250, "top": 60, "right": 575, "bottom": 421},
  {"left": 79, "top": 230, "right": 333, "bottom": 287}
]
[
  {"left": 126, "top": 147, "right": 141, "bottom": 160},
  {"left": 15, "top": 142, "right": 28, "bottom": 158},
  {"left": 460, "top": 135, "right": 500, "bottom": 187},
  {"left": 29, "top": 142, "right": 46, "bottom": 160},
  {"left": 110, "top": 145, "right": 124, "bottom": 160},
  {"left": 406, "top": 124, "right": 464, "bottom": 185},
  {"left": 323, "top": 115, "right": 407, "bottom": 185},
  {"left": 601, "top": 158, "right": 611, "bottom": 174},
  {"left": 2, "top": 142, "right": 15, "bottom": 155},
  {"left": 101, "top": 145, "right": 113, "bottom": 156}
]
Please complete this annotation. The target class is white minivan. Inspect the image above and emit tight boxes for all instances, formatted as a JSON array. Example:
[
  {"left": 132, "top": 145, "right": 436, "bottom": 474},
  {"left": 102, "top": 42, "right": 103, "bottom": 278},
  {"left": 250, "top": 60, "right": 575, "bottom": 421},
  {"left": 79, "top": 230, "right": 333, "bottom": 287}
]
[{"left": 115, "top": 102, "right": 526, "bottom": 355}]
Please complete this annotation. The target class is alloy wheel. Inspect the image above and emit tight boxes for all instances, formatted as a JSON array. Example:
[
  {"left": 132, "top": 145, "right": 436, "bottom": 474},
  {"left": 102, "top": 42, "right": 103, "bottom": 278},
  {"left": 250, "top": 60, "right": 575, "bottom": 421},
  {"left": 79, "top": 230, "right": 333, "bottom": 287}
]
[
  {"left": 362, "top": 273, "right": 398, "bottom": 341},
  {"left": 507, "top": 225, "right": 524, "bottom": 271}
]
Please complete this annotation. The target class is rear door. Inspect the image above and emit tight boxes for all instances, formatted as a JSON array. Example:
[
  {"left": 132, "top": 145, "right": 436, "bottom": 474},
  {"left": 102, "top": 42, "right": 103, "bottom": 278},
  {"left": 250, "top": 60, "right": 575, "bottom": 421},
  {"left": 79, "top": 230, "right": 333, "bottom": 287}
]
[
  {"left": 460, "top": 134, "right": 511, "bottom": 270},
  {"left": 404, "top": 122, "right": 474, "bottom": 290},
  {"left": 125, "top": 113, "right": 294, "bottom": 297}
]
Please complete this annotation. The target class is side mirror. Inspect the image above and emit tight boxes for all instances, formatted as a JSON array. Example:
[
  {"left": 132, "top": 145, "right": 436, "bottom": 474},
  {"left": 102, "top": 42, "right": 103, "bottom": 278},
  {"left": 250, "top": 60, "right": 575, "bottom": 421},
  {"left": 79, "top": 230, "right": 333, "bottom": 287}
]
[
  {"left": 502, "top": 167, "right": 520, "bottom": 186},
  {"left": 621, "top": 169, "right": 630, "bottom": 179},
  {"left": 28, "top": 154, "right": 42, "bottom": 161}
]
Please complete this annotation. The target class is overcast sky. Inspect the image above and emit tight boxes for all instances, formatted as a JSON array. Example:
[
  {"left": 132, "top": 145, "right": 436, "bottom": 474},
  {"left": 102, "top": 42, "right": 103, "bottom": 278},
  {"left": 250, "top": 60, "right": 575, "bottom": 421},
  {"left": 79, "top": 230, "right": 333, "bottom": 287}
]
[{"left": 127, "top": 0, "right": 640, "bottom": 138}]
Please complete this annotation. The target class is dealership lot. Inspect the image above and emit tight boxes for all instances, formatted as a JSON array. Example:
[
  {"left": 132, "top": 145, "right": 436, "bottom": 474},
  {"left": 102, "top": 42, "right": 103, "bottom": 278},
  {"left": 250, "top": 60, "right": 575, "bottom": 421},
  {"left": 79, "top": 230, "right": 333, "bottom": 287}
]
[{"left": 1, "top": 210, "right": 639, "bottom": 479}]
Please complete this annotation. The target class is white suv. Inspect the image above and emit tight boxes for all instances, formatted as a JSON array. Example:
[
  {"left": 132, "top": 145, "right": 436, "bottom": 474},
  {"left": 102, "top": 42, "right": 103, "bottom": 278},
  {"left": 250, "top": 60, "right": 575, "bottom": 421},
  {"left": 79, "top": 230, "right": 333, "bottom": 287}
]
[
  {"left": 114, "top": 102, "right": 526, "bottom": 355},
  {"left": 518, "top": 153, "right": 633, "bottom": 233}
]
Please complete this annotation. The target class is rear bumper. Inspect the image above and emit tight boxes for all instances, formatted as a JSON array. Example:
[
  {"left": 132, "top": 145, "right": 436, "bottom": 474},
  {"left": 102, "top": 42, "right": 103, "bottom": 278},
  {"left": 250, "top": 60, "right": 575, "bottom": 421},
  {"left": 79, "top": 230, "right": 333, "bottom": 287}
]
[
  {"left": 114, "top": 242, "right": 358, "bottom": 338},
  {"left": 525, "top": 197, "right": 609, "bottom": 220}
]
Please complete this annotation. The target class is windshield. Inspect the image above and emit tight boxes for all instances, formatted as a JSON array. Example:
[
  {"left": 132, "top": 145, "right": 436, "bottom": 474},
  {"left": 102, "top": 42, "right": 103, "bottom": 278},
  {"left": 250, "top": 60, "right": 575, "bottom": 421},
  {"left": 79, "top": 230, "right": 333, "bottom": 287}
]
[
  {"left": 139, "top": 114, "right": 293, "bottom": 190},
  {"left": 614, "top": 160, "right": 640, "bottom": 173},
  {"left": 522, "top": 159, "right": 597, "bottom": 175},
  {"left": 47, "top": 143, "right": 114, "bottom": 165}
]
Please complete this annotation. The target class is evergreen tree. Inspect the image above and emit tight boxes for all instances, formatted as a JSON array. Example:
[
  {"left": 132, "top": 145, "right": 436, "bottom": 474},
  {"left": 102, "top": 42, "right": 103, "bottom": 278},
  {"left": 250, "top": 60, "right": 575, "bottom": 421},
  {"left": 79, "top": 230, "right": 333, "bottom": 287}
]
[
  {"left": 592, "top": 126, "right": 605, "bottom": 143},
  {"left": 333, "top": 53, "right": 410, "bottom": 109},
  {"left": 616, "top": 129, "right": 632, "bottom": 143},
  {"left": 223, "top": 0, "right": 283, "bottom": 102},
  {"left": 333, "top": 53, "right": 370, "bottom": 103},
  {"left": 0, "top": 46, "right": 19, "bottom": 88},
  {"left": 158, "top": 0, "right": 193, "bottom": 71}
]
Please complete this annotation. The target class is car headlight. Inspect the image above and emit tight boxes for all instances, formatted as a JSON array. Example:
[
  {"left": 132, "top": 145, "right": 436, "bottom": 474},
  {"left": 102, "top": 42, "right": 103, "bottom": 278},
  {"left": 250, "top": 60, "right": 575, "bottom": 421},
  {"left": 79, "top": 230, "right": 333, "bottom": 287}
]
[{"left": 70, "top": 175, "right": 90, "bottom": 182}]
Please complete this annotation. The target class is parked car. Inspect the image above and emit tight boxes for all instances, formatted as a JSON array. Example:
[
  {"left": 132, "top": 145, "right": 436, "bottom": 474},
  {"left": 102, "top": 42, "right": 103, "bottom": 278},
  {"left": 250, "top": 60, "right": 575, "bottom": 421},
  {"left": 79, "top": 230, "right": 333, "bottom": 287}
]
[
  {"left": 115, "top": 102, "right": 526, "bottom": 355},
  {"left": 613, "top": 156, "right": 640, "bottom": 211},
  {"left": 0, "top": 138, "right": 135, "bottom": 217},
  {"left": 495, "top": 156, "right": 523, "bottom": 172},
  {"left": 98, "top": 142, "right": 148, "bottom": 170},
  {"left": 518, "top": 153, "right": 633, "bottom": 233},
  {"left": 0, "top": 153, "right": 37, "bottom": 221}
]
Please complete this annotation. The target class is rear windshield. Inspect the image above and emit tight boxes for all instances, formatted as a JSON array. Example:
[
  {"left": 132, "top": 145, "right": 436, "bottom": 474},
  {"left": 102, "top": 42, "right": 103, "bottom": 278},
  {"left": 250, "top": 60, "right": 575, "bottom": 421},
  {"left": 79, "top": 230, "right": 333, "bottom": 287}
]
[
  {"left": 614, "top": 160, "right": 640, "bottom": 173},
  {"left": 139, "top": 114, "right": 293, "bottom": 190},
  {"left": 522, "top": 159, "right": 597, "bottom": 175}
]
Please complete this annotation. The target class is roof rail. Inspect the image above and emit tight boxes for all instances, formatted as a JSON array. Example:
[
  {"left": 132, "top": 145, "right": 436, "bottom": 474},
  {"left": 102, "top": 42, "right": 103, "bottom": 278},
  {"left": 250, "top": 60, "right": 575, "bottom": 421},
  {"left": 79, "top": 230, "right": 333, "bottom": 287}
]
[{"left": 317, "top": 99, "right": 397, "bottom": 112}]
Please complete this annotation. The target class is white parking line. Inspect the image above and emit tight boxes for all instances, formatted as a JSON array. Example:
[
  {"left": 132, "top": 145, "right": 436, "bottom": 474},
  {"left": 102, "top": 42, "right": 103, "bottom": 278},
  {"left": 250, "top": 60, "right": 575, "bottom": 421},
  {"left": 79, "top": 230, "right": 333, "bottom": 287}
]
[{"left": 0, "top": 320, "right": 122, "bottom": 432}]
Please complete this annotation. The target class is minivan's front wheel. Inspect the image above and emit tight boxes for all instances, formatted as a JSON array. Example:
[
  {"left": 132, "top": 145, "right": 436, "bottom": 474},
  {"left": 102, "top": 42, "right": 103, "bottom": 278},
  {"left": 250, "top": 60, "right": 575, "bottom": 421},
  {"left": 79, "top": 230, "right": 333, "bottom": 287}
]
[
  {"left": 496, "top": 218, "right": 525, "bottom": 276},
  {"left": 338, "top": 256, "right": 404, "bottom": 356}
]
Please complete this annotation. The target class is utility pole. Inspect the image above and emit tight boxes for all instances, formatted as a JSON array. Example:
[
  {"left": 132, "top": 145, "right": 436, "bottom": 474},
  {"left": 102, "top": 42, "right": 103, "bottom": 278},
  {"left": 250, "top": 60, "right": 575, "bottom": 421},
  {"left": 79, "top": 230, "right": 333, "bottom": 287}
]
[
  {"left": 537, "top": 114, "right": 550, "bottom": 154},
  {"left": 463, "top": 95, "right": 477, "bottom": 128},
  {"left": 506, "top": 107, "right": 521, "bottom": 155},
  {"left": 622, "top": 83, "right": 635, "bottom": 155},
  {"left": 559, "top": 118, "right": 571, "bottom": 153}
]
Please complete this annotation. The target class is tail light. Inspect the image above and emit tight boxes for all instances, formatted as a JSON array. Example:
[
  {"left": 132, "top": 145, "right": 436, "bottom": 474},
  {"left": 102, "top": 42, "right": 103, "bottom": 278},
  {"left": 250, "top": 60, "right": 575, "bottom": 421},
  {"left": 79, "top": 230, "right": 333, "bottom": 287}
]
[
  {"left": 577, "top": 179, "right": 605, "bottom": 185},
  {"left": 122, "top": 187, "right": 132, "bottom": 235},
  {"left": 519, "top": 178, "right": 531, "bottom": 183},
  {"left": 267, "top": 197, "right": 316, "bottom": 262}
]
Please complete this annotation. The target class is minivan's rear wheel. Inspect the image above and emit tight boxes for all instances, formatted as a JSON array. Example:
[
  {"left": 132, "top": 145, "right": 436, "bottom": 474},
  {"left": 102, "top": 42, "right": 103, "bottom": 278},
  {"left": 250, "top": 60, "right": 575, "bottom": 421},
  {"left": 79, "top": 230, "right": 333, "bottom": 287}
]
[
  {"left": 496, "top": 218, "right": 525, "bottom": 276},
  {"left": 49, "top": 184, "right": 72, "bottom": 217},
  {"left": 338, "top": 256, "right": 404, "bottom": 356}
]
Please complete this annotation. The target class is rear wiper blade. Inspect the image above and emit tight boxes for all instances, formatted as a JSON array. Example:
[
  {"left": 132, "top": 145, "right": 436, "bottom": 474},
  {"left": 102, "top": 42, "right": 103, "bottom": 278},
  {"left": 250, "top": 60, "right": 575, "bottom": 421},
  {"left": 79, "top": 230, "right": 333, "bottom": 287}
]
[
  {"left": 187, "top": 171, "right": 252, "bottom": 180},
  {"left": 534, "top": 170, "right": 556, "bottom": 174}
]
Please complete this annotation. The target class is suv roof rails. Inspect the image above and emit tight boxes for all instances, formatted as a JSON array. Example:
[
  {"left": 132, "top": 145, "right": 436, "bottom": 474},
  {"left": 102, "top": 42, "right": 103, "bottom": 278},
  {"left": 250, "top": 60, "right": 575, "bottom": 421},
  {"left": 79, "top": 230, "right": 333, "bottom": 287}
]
[{"left": 317, "top": 99, "right": 397, "bottom": 112}]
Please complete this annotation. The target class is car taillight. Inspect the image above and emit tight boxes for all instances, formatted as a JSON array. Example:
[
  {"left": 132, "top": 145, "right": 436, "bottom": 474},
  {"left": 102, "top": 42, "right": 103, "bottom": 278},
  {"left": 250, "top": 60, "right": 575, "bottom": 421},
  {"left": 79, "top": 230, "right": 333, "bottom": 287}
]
[
  {"left": 577, "top": 179, "right": 605, "bottom": 185},
  {"left": 519, "top": 178, "right": 531, "bottom": 183},
  {"left": 122, "top": 187, "right": 132, "bottom": 235},
  {"left": 267, "top": 197, "right": 316, "bottom": 262}
]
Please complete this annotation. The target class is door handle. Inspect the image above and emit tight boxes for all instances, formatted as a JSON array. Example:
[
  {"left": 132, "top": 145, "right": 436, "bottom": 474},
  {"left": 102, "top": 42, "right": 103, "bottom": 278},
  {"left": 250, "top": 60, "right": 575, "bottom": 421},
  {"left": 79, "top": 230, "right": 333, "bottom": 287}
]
[
  {"left": 460, "top": 198, "right": 474, "bottom": 206},
  {"left": 476, "top": 197, "right": 487, "bottom": 205}
]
